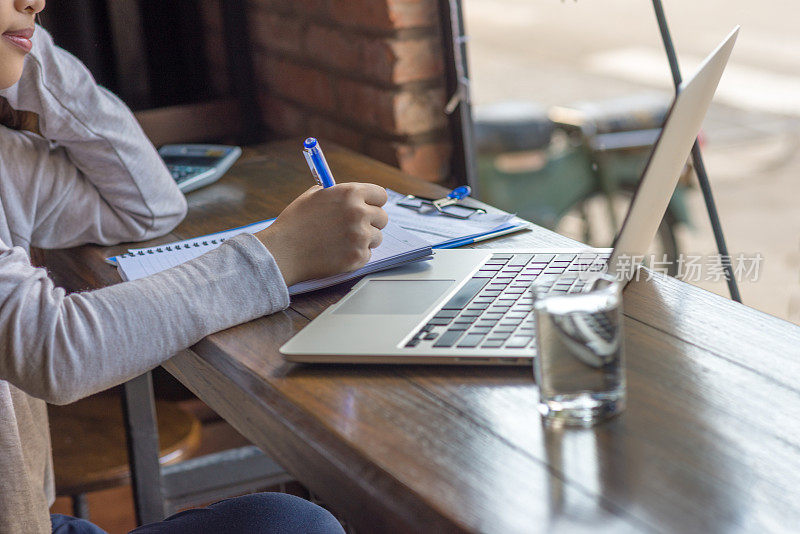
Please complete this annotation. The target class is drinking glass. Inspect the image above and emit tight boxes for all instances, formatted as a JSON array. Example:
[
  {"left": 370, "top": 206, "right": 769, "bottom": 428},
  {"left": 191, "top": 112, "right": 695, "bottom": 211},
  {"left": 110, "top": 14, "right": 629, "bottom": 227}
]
[{"left": 532, "top": 274, "right": 626, "bottom": 426}]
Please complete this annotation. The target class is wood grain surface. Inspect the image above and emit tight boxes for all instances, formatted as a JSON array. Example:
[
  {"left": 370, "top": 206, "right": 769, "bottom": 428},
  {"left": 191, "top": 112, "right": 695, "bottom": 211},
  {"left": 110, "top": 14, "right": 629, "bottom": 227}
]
[{"left": 42, "top": 140, "right": 800, "bottom": 533}]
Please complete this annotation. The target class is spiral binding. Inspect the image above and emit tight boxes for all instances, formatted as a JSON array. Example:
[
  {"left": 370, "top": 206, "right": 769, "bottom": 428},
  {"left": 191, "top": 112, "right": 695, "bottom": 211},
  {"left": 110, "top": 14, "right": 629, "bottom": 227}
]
[{"left": 116, "top": 237, "right": 227, "bottom": 259}]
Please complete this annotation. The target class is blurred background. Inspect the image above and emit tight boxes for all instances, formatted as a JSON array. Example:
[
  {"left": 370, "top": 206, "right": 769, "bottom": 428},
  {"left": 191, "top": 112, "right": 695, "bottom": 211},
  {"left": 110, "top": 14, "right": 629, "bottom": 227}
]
[{"left": 464, "top": 0, "right": 800, "bottom": 325}]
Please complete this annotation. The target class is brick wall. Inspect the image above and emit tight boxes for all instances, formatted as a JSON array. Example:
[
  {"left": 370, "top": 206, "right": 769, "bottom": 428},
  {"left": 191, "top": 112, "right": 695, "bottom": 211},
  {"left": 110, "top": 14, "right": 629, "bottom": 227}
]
[{"left": 199, "top": 0, "right": 452, "bottom": 183}]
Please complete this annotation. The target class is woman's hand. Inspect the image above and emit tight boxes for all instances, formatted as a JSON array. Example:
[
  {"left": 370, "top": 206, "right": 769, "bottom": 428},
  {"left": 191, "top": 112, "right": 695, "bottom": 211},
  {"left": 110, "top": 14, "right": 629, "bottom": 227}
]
[
  {"left": 256, "top": 183, "right": 389, "bottom": 286},
  {"left": 0, "top": 97, "right": 39, "bottom": 134}
]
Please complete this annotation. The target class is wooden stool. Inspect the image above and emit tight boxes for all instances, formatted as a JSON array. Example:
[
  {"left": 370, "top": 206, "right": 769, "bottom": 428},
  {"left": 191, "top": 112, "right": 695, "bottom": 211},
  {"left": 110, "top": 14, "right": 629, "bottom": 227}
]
[{"left": 49, "top": 394, "right": 202, "bottom": 520}]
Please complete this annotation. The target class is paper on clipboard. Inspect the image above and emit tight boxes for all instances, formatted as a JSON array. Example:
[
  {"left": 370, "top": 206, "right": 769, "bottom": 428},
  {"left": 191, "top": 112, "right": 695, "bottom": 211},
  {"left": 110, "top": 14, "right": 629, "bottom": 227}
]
[{"left": 384, "top": 189, "right": 527, "bottom": 247}]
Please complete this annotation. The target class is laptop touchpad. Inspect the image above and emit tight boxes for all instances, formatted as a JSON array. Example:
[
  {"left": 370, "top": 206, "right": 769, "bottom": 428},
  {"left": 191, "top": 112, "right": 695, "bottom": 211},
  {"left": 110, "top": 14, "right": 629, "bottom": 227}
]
[{"left": 333, "top": 280, "right": 455, "bottom": 315}]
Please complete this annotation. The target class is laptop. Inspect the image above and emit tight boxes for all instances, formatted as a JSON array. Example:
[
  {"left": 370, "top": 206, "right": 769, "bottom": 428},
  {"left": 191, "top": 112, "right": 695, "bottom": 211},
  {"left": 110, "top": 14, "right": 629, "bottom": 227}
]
[{"left": 281, "top": 28, "right": 738, "bottom": 365}]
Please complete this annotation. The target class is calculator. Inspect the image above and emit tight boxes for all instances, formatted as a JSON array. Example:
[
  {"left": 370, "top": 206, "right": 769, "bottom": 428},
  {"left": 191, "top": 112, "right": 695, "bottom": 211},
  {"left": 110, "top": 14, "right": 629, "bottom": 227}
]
[{"left": 158, "top": 144, "right": 242, "bottom": 193}]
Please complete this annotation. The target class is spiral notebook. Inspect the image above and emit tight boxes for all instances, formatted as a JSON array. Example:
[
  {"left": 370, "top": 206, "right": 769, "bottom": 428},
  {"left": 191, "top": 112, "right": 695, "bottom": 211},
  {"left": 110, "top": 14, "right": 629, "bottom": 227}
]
[
  {"left": 110, "top": 219, "right": 434, "bottom": 295},
  {"left": 108, "top": 189, "right": 529, "bottom": 295}
]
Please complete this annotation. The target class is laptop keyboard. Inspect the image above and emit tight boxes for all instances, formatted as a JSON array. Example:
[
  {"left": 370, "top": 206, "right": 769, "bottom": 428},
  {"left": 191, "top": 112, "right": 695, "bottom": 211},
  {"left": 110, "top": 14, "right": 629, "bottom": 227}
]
[{"left": 404, "top": 252, "right": 610, "bottom": 351}]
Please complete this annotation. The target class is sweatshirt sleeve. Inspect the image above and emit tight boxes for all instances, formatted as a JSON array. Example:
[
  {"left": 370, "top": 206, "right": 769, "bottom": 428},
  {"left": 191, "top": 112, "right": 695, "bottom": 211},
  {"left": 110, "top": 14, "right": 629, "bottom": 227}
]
[
  {"left": 0, "top": 232, "right": 290, "bottom": 406},
  {"left": 0, "top": 25, "right": 187, "bottom": 248}
]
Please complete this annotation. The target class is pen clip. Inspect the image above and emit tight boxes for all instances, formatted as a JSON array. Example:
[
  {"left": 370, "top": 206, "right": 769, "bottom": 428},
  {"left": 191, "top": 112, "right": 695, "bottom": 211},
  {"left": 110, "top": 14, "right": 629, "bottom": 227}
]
[{"left": 433, "top": 186, "right": 472, "bottom": 210}]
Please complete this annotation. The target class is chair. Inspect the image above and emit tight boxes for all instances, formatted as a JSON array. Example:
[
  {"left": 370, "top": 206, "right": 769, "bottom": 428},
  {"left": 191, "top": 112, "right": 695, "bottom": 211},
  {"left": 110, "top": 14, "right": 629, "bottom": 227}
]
[
  {"left": 49, "top": 394, "right": 202, "bottom": 520},
  {"left": 121, "top": 369, "right": 292, "bottom": 525}
]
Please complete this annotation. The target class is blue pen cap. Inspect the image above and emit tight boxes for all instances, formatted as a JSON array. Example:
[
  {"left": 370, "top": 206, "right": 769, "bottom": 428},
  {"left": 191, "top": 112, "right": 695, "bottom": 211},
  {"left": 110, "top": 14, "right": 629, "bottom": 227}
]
[
  {"left": 449, "top": 185, "right": 471, "bottom": 199},
  {"left": 304, "top": 137, "right": 318, "bottom": 149}
]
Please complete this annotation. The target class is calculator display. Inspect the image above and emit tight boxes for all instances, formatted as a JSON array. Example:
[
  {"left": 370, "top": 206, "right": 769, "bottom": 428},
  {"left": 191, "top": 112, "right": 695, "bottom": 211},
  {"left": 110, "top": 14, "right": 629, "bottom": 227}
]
[
  {"left": 162, "top": 155, "right": 223, "bottom": 167},
  {"left": 159, "top": 144, "right": 242, "bottom": 193}
]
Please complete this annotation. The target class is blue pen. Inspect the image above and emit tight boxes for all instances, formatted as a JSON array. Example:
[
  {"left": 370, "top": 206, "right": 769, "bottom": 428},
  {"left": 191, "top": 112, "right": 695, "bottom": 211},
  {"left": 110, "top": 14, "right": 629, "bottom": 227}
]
[{"left": 302, "top": 138, "right": 336, "bottom": 188}]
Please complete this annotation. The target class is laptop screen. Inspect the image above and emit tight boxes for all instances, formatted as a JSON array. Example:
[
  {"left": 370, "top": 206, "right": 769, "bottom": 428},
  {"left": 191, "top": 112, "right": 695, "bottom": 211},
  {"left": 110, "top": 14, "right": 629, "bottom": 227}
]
[{"left": 607, "top": 27, "right": 738, "bottom": 283}]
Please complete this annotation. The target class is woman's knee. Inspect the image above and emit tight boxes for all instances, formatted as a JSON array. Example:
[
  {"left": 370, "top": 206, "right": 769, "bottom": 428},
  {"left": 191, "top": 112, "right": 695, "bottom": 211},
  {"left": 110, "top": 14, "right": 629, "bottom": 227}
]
[
  {"left": 132, "top": 492, "right": 345, "bottom": 534},
  {"left": 208, "top": 493, "right": 344, "bottom": 534}
]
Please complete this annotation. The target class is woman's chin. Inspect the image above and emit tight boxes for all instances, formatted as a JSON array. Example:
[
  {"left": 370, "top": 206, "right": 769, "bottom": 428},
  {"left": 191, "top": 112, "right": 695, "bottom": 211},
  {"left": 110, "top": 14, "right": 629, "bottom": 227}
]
[{"left": 0, "top": 62, "right": 24, "bottom": 90}]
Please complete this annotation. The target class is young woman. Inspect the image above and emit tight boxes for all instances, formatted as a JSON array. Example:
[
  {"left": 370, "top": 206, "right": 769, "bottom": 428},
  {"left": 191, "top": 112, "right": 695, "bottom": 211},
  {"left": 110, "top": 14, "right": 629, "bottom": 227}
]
[{"left": 0, "top": 1, "right": 388, "bottom": 532}]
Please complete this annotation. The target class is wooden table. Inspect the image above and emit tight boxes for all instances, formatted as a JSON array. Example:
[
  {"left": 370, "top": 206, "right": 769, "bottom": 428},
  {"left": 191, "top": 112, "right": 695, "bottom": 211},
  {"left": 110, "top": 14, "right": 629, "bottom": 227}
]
[{"left": 44, "top": 140, "right": 800, "bottom": 533}]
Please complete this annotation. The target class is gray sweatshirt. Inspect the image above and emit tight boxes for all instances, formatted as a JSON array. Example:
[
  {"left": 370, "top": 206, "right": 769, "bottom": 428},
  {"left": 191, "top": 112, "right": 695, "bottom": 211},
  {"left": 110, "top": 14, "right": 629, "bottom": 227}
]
[{"left": 0, "top": 27, "right": 290, "bottom": 533}]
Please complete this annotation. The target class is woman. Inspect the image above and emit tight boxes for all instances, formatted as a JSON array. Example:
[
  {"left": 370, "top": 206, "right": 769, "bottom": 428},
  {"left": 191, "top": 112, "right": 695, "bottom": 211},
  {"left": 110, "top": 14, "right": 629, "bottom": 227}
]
[{"left": 0, "top": 0, "right": 388, "bottom": 532}]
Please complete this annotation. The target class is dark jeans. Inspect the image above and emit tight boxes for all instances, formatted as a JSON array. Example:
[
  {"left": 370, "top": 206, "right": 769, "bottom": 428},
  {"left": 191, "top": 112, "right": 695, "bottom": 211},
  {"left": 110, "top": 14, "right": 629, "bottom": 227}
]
[{"left": 51, "top": 493, "right": 345, "bottom": 534}]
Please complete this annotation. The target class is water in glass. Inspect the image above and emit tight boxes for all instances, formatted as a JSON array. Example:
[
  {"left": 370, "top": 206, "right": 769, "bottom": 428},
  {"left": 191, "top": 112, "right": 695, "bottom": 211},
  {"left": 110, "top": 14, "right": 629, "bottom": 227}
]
[{"left": 532, "top": 275, "right": 625, "bottom": 426}]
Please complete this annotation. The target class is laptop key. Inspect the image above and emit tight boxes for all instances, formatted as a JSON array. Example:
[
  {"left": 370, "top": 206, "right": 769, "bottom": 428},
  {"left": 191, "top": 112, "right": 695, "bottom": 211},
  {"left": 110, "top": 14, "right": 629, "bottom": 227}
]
[
  {"left": 526, "top": 265, "right": 548, "bottom": 272},
  {"left": 487, "top": 332, "right": 512, "bottom": 342},
  {"left": 481, "top": 339, "right": 505, "bottom": 348},
  {"left": 469, "top": 326, "right": 493, "bottom": 334},
  {"left": 441, "top": 278, "right": 489, "bottom": 310},
  {"left": 433, "top": 329, "right": 466, "bottom": 347},
  {"left": 506, "top": 335, "right": 534, "bottom": 348},
  {"left": 508, "top": 253, "right": 535, "bottom": 266},
  {"left": 504, "top": 287, "right": 528, "bottom": 294},
  {"left": 533, "top": 274, "right": 563, "bottom": 284},
  {"left": 426, "top": 317, "right": 452, "bottom": 326},
  {"left": 457, "top": 334, "right": 486, "bottom": 348},
  {"left": 433, "top": 309, "right": 459, "bottom": 319}
]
